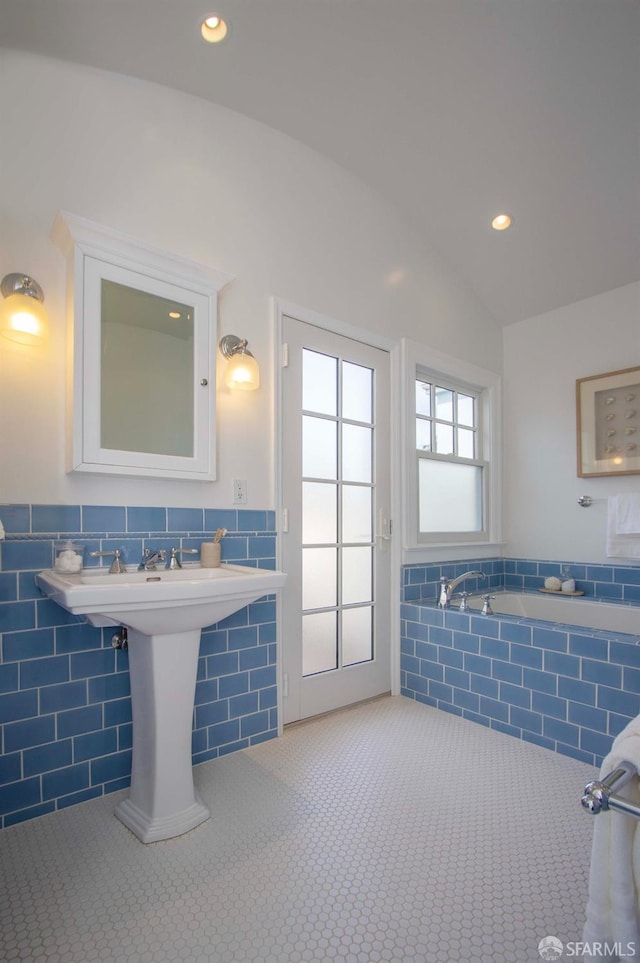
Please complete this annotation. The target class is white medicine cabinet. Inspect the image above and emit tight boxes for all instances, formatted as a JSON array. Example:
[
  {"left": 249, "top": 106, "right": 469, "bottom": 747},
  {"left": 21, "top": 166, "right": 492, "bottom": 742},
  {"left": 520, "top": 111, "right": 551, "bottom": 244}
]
[{"left": 53, "top": 212, "right": 232, "bottom": 480}]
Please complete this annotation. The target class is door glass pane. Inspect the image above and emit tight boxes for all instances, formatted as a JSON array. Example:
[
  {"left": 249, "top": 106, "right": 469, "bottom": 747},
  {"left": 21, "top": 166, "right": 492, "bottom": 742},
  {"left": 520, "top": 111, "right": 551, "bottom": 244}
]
[
  {"left": 416, "top": 419, "right": 431, "bottom": 451},
  {"left": 303, "top": 349, "right": 337, "bottom": 416},
  {"left": 303, "top": 548, "right": 337, "bottom": 610},
  {"left": 342, "top": 546, "right": 372, "bottom": 604},
  {"left": 343, "top": 362, "right": 373, "bottom": 423},
  {"left": 342, "top": 424, "right": 372, "bottom": 482},
  {"left": 342, "top": 486, "right": 372, "bottom": 543},
  {"left": 416, "top": 380, "right": 431, "bottom": 416},
  {"left": 458, "top": 427, "right": 475, "bottom": 459},
  {"left": 303, "top": 416, "right": 337, "bottom": 479},
  {"left": 418, "top": 459, "right": 483, "bottom": 532},
  {"left": 342, "top": 606, "right": 373, "bottom": 666},
  {"left": 303, "top": 482, "right": 337, "bottom": 544},
  {"left": 435, "top": 386, "right": 454, "bottom": 422},
  {"left": 458, "top": 393, "right": 475, "bottom": 427},
  {"left": 303, "top": 611, "right": 337, "bottom": 675},
  {"left": 435, "top": 422, "right": 454, "bottom": 454}
]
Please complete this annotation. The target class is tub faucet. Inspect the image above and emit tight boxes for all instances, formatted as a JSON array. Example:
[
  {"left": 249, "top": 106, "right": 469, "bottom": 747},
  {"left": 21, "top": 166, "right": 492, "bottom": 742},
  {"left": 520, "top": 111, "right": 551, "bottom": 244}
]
[
  {"left": 438, "top": 571, "right": 485, "bottom": 608},
  {"left": 138, "top": 548, "right": 167, "bottom": 571}
]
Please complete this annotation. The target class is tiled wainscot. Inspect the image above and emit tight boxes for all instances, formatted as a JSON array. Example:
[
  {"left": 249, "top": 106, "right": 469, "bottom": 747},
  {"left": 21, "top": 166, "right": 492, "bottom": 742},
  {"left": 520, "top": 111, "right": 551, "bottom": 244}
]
[{"left": 0, "top": 504, "right": 278, "bottom": 828}]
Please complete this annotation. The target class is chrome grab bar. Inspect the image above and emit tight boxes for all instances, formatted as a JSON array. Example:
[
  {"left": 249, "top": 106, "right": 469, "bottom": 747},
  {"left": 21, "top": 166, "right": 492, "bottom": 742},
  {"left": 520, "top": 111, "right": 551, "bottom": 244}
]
[{"left": 582, "top": 761, "right": 640, "bottom": 818}]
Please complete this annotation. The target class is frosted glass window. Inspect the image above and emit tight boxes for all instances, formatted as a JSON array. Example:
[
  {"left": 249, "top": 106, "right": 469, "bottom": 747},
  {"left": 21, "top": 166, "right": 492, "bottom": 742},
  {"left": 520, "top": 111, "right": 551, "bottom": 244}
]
[
  {"left": 435, "top": 422, "right": 454, "bottom": 455},
  {"left": 458, "top": 393, "right": 475, "bottom": 427},
  {"left": 303, "top": 547, "right": 337, "bottom": 610},
  {"left": 343, "top": 362, "right": 373, "bottom": 424},
  {"left": 418, "top": 459, "right": 483, "bottom": 533},
  {"left": 342, "top": 486, "right": 372, "bottom": 543},
  {"left": 303, "top": 349, "right": 337, "bottom": 416},
  {"left": 416, "top": 380, "right": 431, "bottom": 416},
  {"left": 303, "top": 416, "right": 337, "bottom": 479},
  {"left": 303, "top": 611, "right": 337, "bottom": 675},
  {"left": 303, "top": 482, "right": 337, "bottom": 544},
  {"left": 342, "top": 425, "right": 372, "bottom": 483},
  {"left": 342, "top": 606, "right": 373, "bottom": 666},
  {"left": 416, "top": 420, "right": 431, "bottom": 451},
  {"left": 458, "top": 427, "right": 475, "bottom": 459},
  {"left": 342, "top": 547, "right": 372, "bottom": 604},
  {"left": 435, "top": 386, "right": 454, "bottom": 422}
]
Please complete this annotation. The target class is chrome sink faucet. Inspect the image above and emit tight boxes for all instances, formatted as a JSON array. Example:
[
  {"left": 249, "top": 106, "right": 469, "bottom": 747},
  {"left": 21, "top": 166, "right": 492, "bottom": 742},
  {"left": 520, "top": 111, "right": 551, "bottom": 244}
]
[
  {"left": 438, "top": 571, "right": 486, "bottom": 608},
  {"left": 138, "top": 548, "right": 167, "bottom": 571}
]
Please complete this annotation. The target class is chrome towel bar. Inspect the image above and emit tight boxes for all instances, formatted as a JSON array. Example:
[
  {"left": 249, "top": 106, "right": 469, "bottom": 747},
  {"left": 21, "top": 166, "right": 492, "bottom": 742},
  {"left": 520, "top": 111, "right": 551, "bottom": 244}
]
[{"left": 582, "top": 762, "right": 640, "bottom": 819}]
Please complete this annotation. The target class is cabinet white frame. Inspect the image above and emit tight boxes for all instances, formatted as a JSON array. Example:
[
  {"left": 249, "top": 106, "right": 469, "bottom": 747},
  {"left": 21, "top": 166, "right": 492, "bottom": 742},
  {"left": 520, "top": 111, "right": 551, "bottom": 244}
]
[{"left": 53, "top": 211, "right": 233, "bottom": 480}]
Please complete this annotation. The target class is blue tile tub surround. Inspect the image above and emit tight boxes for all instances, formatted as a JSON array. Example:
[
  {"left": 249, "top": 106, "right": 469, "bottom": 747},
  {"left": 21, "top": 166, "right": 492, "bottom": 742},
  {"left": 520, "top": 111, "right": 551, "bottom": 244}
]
[
  {"left": 402, "top": 556, "right": 640, "bottom": 606},
  {"left": 0, "top": 504, "right": 278, "bottom": 829},
  {"left": 401, "top": 599, "right": 640, "bottom": 768}
]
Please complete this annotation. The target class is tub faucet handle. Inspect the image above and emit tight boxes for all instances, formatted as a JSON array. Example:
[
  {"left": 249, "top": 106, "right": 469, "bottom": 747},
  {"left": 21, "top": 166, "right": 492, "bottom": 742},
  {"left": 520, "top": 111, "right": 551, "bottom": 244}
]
[{"left": 481, "top": 593, "right": 496, "bottom": 616}]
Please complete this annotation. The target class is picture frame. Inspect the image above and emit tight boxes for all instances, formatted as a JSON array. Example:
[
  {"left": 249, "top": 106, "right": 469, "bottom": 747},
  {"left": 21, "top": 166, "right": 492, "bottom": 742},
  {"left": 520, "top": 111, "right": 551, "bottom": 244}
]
[{"left": 576, "top": 365, "right": 640, "bottom": 477}]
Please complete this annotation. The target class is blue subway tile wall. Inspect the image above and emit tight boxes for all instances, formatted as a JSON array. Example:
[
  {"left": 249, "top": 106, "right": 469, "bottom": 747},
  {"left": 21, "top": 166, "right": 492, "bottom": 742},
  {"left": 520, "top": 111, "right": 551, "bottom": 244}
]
[
  {"left": 403, "top": 556, "right": 640, "bottom": 606},
  {"left": 401, "top": 598, "right": 640, "bottom": 768},
  {"left": 0, "top": 504, "right": 278, "bottom": 829}
]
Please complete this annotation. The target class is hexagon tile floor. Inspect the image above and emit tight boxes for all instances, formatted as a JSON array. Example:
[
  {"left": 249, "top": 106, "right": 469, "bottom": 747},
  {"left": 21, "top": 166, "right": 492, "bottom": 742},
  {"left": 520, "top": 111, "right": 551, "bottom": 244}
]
[{"left": 1, "top": 696, "right": 598, "bottom": 962}]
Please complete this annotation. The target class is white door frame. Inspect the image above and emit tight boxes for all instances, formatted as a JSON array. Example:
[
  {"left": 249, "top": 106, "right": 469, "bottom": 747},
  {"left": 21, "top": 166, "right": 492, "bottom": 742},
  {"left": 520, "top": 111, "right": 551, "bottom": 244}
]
[{"left": 273, "top": 297, "right": 402, "bottom": 734}]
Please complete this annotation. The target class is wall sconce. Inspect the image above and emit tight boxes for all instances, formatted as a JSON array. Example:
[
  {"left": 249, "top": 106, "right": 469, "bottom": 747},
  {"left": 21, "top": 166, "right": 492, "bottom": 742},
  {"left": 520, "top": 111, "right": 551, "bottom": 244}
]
[
  {"left": 0, "top": 273, "right": 49, "bottom": 345},
  {"left": 219, "top": 335, "right": 260, "bottom": 390}
]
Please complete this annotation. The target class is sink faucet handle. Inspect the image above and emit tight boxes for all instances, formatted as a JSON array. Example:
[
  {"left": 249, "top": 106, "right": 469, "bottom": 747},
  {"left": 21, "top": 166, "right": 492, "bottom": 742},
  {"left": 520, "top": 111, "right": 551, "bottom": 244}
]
[
  {"left": 166, "top": 547, "right": 199, "bottom": 569},
  {"left": 89, "top": 548, "right": 126, "bottom": 574}
]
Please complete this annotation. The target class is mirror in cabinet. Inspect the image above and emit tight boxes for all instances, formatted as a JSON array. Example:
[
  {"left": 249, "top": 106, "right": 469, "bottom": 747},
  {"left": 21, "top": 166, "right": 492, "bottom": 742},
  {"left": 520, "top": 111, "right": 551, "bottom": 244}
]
[{"left": 53, "top": 212, "right": 232, "bottom": 480}]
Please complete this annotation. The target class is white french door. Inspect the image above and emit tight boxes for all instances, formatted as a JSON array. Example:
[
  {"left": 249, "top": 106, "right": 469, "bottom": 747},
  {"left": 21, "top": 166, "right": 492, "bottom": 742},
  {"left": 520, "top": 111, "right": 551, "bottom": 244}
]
[{"left": 280, "top": 316, "right": 391, "bottom": 724}]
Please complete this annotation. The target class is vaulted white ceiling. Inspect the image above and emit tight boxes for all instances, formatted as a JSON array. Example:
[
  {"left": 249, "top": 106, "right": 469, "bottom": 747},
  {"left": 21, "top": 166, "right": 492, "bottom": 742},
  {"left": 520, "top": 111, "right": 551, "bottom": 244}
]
[{"left": 1, "top": 0, "right": 638, "bottom": 325}]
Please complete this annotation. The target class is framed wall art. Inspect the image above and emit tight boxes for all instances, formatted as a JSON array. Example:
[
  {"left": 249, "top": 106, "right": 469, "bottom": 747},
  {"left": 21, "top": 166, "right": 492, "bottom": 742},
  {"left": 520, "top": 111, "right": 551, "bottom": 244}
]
[{"left": 576, "top": 365, "right": 640, "bottom": 477}]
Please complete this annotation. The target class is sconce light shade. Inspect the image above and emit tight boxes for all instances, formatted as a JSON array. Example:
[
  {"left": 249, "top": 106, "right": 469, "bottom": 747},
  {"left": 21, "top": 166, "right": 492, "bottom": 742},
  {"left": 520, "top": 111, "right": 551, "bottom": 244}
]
[
  {"left": 0, "top": 274, "right": 49, "bottom": 345},
  {"left": 219, "top": 334, "right": 260, "bottom": 391}
]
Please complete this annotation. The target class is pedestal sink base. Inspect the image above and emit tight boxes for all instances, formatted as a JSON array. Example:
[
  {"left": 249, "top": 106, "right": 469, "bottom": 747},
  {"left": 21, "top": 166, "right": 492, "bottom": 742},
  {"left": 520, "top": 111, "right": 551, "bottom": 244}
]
[
  {"left": 115, "top": 793, "right": 210, "bottom": 844},
  {"left": 121, "top": 627, "right": 208, "bottom": 843}
]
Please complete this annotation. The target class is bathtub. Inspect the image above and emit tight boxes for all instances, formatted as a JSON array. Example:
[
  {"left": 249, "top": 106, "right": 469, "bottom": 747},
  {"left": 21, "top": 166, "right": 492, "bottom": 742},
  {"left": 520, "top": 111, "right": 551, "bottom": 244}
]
[
  {"left": 462, "top": 591, "right": 640, "bottom": 636},
  {"left": 402, "top": 588, "right": 640, "bottom": 765}
]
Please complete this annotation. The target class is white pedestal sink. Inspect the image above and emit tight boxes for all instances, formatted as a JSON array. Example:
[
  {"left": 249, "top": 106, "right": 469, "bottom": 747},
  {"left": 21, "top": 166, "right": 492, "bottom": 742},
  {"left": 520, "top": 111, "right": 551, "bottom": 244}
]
[{"left": 36, "top": 563, "right": 286, "bottom": 842}]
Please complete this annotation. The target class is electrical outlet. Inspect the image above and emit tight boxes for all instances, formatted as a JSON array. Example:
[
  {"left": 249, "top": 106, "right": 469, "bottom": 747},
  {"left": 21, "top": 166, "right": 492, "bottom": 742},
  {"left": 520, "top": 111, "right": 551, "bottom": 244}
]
[{"left": 233, "top": 478, "right": 247, "bottom": 504}]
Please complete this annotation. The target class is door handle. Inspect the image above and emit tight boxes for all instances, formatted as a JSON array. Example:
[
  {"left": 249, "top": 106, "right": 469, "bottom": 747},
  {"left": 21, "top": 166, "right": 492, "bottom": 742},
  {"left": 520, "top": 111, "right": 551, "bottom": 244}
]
[{"left": 377, "top": 510, "right": 392, "bottom": 547}]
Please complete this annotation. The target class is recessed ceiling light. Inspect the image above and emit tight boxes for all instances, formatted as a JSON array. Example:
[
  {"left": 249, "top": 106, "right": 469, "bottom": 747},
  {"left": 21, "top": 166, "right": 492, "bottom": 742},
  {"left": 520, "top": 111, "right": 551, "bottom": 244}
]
[
  {"left": 491, "top": 213, "right": 512, "bottom": 231},
  {"left": 169, "top": 311, "right": 181, "bottom": 319},
  {"left": 201, "top": 14, "right": 229, "bottom": 43}
]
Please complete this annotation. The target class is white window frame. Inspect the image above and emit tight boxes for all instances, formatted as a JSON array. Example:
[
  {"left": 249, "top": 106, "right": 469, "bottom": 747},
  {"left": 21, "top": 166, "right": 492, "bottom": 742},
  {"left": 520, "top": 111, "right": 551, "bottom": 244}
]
[{"left": 401, "top": 339, "right": 503, "bottom": 563}]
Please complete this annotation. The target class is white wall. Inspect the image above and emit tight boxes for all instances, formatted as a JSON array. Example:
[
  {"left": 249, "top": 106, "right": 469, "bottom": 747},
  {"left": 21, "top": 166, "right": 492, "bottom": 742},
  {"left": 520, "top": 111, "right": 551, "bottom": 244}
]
[
  {"left": 503, "top": 282, "right": 640, "bottom": 562},
  {"left": 0, "top": 50, "right": 500, "bottom": 511}
]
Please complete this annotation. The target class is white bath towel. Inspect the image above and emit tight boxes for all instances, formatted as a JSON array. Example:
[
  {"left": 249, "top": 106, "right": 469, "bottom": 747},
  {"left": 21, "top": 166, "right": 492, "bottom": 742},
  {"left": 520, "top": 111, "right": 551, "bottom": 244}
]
[
  {"left": 615, "top": 495, "right": 640, "bottom": 535},
  {"left": 582, "top": 717, "right": 640, "bottom": 960},
  {"left": 606, "top": 496, "right": 640, "bottom": 558}
]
